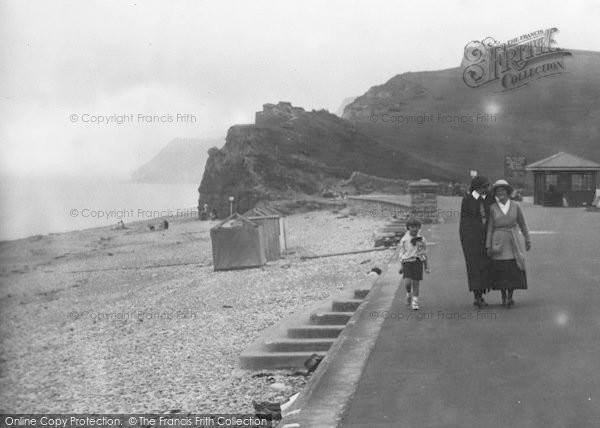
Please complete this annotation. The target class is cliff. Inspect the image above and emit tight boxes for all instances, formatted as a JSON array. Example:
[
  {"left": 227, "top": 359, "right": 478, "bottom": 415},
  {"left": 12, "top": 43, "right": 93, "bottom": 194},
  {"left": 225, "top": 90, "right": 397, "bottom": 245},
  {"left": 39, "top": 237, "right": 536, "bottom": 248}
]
[
  {"left": 198, "top": 102, "right": 418, "bottom": 216},
  {"left": 131, "top": 138, "right": 223, "bottom": 184},
  {"left": 199, "top": 49, "right": 600, "bottom": 216},
  {"left": 342, "top": 49, "right": 600, "bottom": 180}
]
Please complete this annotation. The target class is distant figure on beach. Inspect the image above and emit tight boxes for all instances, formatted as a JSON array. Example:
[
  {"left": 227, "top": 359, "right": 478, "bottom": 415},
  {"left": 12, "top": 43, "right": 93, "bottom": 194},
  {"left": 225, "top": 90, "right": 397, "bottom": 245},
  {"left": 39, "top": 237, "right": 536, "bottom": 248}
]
[
  {"left": 210, "top": 208, "right": 218, "bottom": 220},
  {"left": 486, "top": 179, "right": 531, "bottom": 308},
  {"left": 112, "top": 220, "right": 126, "bottom": 230},
  {"left": 459, "top": 175, "right": 493, "bottom": 308},
  {"left": 200, "top": 203, "right": 209, "bottom": 221}
]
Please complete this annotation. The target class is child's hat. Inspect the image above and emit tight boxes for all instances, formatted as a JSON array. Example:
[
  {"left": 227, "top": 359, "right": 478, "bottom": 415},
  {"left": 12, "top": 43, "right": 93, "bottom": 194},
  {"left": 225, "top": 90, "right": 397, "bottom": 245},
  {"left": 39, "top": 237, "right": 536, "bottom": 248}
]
[{"left": 406, "top": 217, "right": 422, "bottom": 228}]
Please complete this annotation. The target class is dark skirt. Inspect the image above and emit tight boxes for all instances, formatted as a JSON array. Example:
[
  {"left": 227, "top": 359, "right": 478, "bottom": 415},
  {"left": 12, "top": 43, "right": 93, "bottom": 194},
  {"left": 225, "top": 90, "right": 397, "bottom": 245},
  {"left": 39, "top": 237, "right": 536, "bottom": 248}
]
[
  {"left": 461, "top": 239, "right": 491, "bottom": 291},
  {"left": 402, "top": 260, "right": 423, "bottom": 281},
  {"left": 490, "top": 259, "right": 527, "bottom": 290},
  {"left": 463, "top": 255, "right": 491, "bottom": 291}
]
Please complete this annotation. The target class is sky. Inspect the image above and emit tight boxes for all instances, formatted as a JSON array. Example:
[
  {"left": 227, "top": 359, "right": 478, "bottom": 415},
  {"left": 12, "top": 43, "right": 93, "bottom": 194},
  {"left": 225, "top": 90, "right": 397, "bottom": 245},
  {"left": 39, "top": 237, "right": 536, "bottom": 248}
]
[{"left": 1, "top": 0, "right": 599, "bottom": 179}]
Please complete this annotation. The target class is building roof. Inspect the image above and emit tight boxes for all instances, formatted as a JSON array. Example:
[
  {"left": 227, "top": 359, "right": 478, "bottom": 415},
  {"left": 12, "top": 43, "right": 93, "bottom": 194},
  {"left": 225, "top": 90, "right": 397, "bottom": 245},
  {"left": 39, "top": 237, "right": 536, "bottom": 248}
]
[
  {"left": 212, "top": 213, "right": 258, "bottom": 229},
  {"left": 243, "top": 206, "right": 283, "bottom": 218},
  {"left": 525, "top": 152, "right": 600, "bottom": 171}
]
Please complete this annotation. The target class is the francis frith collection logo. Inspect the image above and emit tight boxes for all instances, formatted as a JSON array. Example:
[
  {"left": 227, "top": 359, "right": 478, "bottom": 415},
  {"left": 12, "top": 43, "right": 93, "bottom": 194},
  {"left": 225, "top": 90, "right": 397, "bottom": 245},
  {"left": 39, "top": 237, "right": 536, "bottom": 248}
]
[{"left": 462, "top": 28, "right": 571, "bottom": 91}]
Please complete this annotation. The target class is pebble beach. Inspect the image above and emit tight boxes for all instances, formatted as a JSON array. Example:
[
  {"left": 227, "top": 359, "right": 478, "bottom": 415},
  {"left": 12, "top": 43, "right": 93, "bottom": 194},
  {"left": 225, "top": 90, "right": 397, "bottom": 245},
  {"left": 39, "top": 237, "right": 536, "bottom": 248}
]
[{"left": 0, "top": 209, "right": 393, "bottom": 414}]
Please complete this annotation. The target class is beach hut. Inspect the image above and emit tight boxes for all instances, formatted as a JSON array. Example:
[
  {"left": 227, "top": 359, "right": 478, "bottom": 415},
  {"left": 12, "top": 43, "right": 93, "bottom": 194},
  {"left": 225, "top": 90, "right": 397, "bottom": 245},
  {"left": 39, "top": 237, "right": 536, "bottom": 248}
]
[
  {"left": 243, "top": 206, "right": 287, "bottom": 261},
  {"left": 526, "top": 152, "right": 600, "bottom": 207},
  {"left": 210, "top": 213, "right": 266, "bottom": 271}
]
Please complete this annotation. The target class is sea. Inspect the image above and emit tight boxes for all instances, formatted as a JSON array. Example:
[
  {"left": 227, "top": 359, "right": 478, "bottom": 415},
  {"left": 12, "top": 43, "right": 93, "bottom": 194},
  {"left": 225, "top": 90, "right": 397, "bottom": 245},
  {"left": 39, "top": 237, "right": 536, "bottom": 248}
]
[{"left": 0, "top": 177, "right": 200, "bottom": 242}]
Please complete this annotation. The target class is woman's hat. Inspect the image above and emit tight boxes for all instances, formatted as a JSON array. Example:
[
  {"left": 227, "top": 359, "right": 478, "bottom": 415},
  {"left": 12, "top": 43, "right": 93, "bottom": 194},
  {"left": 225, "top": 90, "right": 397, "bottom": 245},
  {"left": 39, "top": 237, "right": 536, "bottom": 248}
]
[
  {"left": 491, "top": 179, "right": 514, "bottom": 196},
  {"left": 470, "top": 175, "right": 490, "bottom": 192}
]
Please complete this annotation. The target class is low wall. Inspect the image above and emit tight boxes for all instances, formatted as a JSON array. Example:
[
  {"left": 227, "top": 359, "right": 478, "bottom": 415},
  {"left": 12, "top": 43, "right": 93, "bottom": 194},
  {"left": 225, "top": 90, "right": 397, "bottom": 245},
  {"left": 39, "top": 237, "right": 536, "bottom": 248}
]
[
  {"left": 346, "top": 195, "right": 411, "bottom": 219},
  {"left": 409, "top": 179, "right": 439, "bottom": 223},
  {"left": 346, "top": 194, "right": 440, "bottom": 222}
]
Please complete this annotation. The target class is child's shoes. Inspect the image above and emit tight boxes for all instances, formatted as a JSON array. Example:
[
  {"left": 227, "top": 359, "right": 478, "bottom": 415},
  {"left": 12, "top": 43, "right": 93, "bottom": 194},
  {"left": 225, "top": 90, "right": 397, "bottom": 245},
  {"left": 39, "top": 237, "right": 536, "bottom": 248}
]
[{"left": 411, "top": 297, "right": 419, "bottom": 310}]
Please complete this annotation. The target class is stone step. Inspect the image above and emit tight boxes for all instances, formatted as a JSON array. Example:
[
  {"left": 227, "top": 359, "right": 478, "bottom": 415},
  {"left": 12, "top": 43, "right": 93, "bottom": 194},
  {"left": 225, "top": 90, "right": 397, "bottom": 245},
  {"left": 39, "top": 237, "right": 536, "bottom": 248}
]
[
  {"left": 332, "top": 299, "right": 364, "bottom": 312},
  {"left": 309, "top": 312, "right": 354, "bottom": 325},
  {"left": 239, "top": 351, "right": 328, "bottom": 370},
  {"left": 287, "top": 325, "right": 346, "bottom": 338},
  {"left": 265, "top": 338, "right": 335, "bottom": 352},
  {"left": 238, "top": 256, "right": 386, "bottom": 370}
]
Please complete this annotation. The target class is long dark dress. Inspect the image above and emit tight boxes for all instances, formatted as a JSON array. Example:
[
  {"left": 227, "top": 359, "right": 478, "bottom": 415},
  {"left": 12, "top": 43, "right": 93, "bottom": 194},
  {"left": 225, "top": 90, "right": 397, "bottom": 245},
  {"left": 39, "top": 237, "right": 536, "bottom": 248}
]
[{"left": 459, "top": 193, "right": 492, "bottom": 291}]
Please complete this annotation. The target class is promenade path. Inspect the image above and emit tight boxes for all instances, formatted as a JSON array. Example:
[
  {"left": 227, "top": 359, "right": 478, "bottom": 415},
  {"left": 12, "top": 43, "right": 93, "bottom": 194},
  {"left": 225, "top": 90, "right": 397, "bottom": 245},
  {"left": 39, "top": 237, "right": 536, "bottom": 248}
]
[{"left": 340, "top": 199, "right": 600, "bottom": 427}]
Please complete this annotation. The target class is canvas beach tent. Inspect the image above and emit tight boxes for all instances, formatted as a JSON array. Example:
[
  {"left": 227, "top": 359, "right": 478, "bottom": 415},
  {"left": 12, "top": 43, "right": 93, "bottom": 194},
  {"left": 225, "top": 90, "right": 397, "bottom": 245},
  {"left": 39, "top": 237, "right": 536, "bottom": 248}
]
[{"left": 210, "top": 213, "right": 266, "bottom": 271}]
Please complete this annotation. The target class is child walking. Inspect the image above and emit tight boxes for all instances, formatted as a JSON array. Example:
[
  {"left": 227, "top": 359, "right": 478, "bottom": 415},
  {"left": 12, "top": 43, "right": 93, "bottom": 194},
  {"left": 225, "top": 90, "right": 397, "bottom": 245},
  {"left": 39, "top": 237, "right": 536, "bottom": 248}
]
[{"left": 398, "top": 218, "right": 430, "bottom": 310}]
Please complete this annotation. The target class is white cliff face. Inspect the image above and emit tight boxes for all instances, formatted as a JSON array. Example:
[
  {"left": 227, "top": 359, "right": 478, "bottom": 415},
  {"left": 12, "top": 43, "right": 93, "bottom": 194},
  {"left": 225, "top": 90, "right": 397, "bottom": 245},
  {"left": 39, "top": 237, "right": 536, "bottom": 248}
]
[{"left": 334, "top": 96, "right": 358, "bottom": 117}]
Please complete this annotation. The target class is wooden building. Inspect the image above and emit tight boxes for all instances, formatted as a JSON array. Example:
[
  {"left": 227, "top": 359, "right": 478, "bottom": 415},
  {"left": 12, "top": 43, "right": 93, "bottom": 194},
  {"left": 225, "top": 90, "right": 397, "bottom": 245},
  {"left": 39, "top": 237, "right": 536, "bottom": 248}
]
[
  {"left": 243, "top": 206, "right": 287, "bottom": 261},
  {"left": 526, "top": 152, "right": 600, "bottom": 207}
]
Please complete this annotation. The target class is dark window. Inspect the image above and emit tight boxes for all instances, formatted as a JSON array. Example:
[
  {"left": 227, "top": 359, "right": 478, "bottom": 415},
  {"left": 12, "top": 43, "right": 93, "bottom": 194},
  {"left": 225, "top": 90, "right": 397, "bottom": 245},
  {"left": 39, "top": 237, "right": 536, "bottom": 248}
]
[
  {"left": 583, "top": 173, "right": 594, "bottom": 190},
  {"left": 571, "top": 173, "right": 592, "bottom": 191},
  {"left": 572, "top": 174, "right": 583, "bottom": 190},
  {"left": 545, "top": 173, "right": 557, "bottom": 190}
]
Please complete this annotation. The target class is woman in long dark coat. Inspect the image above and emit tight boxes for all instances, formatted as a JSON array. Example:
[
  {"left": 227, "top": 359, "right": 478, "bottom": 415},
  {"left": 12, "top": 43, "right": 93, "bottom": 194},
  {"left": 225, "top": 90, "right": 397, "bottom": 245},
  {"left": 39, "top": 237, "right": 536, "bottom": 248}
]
[{"left": 459, "top": 176, "right": 492, "bottom": 308}]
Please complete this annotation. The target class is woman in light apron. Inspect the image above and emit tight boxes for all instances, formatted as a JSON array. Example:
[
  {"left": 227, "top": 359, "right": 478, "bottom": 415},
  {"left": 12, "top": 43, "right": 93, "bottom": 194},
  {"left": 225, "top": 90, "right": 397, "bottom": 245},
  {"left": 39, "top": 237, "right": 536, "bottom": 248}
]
[{"left": 486, "top": 180, "right": 532, "bottom": 307}]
